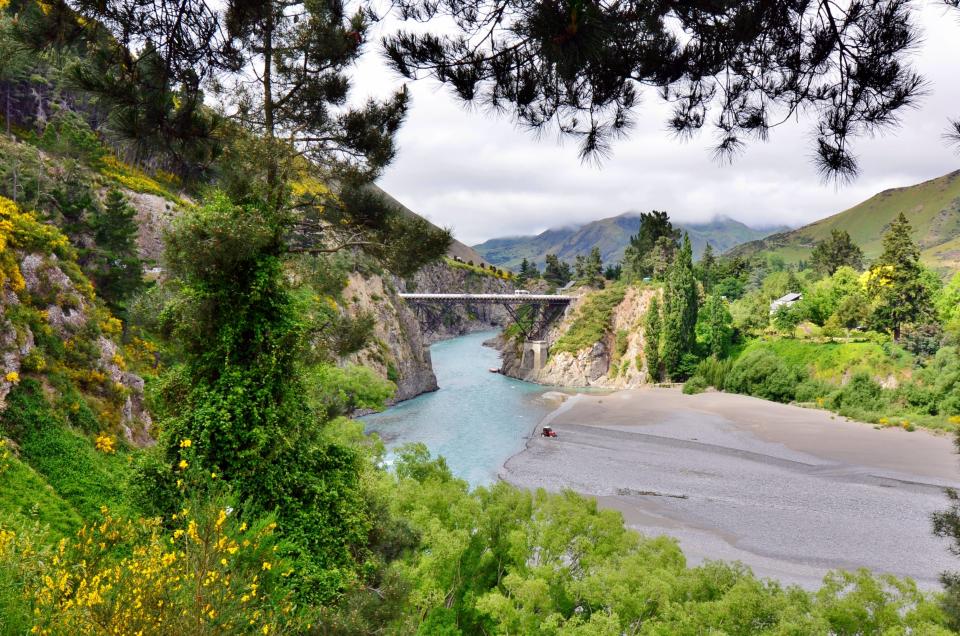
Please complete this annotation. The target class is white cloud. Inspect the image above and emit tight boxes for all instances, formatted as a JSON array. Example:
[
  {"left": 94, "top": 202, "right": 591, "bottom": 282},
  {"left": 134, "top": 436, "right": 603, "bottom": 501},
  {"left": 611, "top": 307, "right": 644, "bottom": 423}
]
[{"left": 352, "top": 3, "right": 960, "bottom": 245}]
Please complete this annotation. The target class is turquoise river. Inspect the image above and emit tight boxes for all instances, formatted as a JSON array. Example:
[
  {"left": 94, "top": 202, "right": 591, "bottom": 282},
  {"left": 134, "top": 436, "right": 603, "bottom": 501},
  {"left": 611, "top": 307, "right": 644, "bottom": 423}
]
[{"left": 361, "top": 330, "right": 563, "bottom": 486}]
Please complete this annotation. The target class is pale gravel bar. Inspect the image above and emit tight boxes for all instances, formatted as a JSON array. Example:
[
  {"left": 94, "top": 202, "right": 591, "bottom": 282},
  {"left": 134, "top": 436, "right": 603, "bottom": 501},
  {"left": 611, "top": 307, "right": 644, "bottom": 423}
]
[{"left": 501, "top": 387, "right": 960, "bottom": 589}]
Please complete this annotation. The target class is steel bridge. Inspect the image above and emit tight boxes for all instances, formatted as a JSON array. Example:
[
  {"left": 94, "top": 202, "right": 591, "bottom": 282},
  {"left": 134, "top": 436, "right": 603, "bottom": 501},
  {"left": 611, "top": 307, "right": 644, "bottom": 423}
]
[{"left": 398, "top": 293, "right": 574, "bottom": 341}]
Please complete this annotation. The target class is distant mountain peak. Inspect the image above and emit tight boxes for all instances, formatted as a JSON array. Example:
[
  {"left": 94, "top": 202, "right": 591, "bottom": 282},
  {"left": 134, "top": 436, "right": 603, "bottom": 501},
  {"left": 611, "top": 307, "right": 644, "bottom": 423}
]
[{"left": 473, "top": 211, "right": 787, "bottom": 270}]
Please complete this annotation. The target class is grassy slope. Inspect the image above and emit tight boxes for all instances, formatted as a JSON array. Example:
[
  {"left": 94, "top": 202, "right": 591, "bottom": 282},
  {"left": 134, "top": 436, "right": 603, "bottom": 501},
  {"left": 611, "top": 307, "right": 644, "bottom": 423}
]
[
  {"left": 552, "top": 283, "right": 628, "bottom": 355},
  {"left": 738, "top": 338, "right": 913, "bottom": 385},
  {"left": 729, "top": 169, "right": 960, "bottom": 274}
]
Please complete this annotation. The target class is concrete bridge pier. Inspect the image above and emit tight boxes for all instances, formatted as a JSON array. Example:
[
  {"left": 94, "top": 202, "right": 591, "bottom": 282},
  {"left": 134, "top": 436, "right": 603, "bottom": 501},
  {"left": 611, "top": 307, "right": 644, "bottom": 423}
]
[{"left": 521, "top": 340, "right": 549, "bottom": 371}]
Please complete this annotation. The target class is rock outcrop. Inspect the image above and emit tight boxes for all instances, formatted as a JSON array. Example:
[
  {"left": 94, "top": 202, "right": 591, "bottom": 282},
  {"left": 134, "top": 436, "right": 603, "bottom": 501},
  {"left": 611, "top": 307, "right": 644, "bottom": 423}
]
[
  {"left": 500, "top": 285, "right": 660, "bottom": 389},
  {"left": 343, "top": 271, "right": 438, "bottom": 403},
  {"left": 1, "top": 252, "right": 153, "bottom": 443}
]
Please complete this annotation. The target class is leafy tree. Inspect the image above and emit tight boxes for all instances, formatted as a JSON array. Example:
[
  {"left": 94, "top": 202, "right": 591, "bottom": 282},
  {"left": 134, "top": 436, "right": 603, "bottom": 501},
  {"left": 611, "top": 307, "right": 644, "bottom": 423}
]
[
  {"left": 603, "top": 263, "right": 621, "bottom": 280},
  {"left": 385, "top": 1, "right": 925, "bottom": 179},
  {"left": 810, "top": 229, "right": 864, "bottom": 276},
  {"left": 574, "top": 246, "right": 603, "bottom": 287},
  {"left": 622, "top": 210, "right": 679, "bottom": 279},
  {"left": 542, "top": 253, "right": 572, "bottom": 287},
  {"left": 868, "top": 212, "right": 933, "bottom": 340},
  {"left": 644, "top": 295, "right": 662, "bottom": 381},
  {"left": 697, "top": 291, "right": 733, "bottom": 358},
  {"left": 938, "top": 272, "right": 960, "bottom": 342},
  {"left": 661, "top": 235, "right": 698, "bottom": 379}
]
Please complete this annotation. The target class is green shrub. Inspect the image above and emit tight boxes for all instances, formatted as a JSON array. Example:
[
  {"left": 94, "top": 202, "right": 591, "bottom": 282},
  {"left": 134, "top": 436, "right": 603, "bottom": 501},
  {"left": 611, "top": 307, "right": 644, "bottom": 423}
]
[
  {"left": 696, "top": 356, "right": 733, "bottom": 389},
  {"left": 832, "top": 372, "right": 886, "bottom": 412},
  {"left": 725, "top": 349, "right": 801, "bottom": 403},
  {"left": 683, "top": 376, "right": 708, "bottom": 394},
  {"left": 795, "top": 378, "right": 833, "bottom": 403}
]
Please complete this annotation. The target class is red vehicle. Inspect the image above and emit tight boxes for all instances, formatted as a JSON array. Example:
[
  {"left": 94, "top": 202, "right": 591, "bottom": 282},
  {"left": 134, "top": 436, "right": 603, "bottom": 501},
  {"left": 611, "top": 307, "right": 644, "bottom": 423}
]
[{"left": 541, "top": 426, "right": 557, "bottom": 438}]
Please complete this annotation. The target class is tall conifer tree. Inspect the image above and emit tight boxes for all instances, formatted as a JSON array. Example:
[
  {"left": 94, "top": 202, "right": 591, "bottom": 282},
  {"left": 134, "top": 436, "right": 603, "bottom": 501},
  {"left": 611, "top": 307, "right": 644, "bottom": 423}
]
[
  {"left": 662, "top": 234, "right": 698, "bottom": 379},
  {"left": 644, "top": 295, "right": 662, "bottom": 382},
  {"left": 869, "top": 212, "right": 933, "bottom": 340}
]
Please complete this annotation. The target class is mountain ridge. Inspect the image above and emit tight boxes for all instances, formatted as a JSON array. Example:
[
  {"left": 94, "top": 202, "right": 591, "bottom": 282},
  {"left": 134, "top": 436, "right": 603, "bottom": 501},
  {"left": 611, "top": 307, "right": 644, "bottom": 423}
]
[
  {"left": 473, "top": 213, "right": 788, "bottom": 268},
  {"left": 726, "top": 169, "right": 960, "bottom": 274}
]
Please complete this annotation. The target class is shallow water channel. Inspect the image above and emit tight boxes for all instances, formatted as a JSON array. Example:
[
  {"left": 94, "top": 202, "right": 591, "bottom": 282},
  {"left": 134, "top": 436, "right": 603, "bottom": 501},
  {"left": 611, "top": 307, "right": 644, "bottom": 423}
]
[{"left": 361, "top": 330, "right": 560, "bottom": 486}]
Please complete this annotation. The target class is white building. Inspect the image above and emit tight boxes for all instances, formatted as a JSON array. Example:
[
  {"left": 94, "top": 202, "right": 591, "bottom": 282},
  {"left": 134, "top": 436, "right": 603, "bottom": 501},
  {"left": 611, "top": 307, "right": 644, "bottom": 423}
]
[{"left": 770, "top": 292, "right": 802, "bottom": 314}]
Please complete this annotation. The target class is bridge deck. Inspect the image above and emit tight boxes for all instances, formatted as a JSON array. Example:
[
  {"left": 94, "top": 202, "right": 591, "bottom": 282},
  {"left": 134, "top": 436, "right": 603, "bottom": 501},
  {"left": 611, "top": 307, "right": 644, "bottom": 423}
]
[{"left": 399, "top": 293, "right": 573, "bottom": 303}]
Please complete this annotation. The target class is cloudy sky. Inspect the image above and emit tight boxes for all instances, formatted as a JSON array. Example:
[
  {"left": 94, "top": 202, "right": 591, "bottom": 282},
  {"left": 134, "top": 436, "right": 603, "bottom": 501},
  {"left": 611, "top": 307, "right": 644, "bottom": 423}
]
[{"left": 352, "top": 3, "right": 960, "bottom": 246}]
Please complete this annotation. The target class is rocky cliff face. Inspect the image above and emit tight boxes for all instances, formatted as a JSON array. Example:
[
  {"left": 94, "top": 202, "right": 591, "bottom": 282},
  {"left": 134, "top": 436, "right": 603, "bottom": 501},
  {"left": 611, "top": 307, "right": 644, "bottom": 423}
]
[
  {"left": 500, "top": 285, "right": 660, "bottom": 389},
  {"left": 343, "top": 271, "right": 438, "bottom": 403},
  {"left": 1, "top": 251, "right": 153, "bottom": 445}
]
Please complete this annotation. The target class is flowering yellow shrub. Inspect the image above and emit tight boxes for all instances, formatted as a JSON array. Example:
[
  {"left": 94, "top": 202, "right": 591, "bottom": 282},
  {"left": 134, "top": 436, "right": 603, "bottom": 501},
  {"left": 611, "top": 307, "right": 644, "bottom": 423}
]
[
  {"left": 94, "top": 433, "right": 115, "bottom": 454},
  {"left": 0, "top": 197, "right": 75, "bottom": 296},
  {"left": 5, "top": 370, "right": 20, "bottom": 383},
  {"left": 98, "top": 156, "right": 184, "bottom": 204},
  {"left": 860, "top": 265, "right": 894, "bottom": 289},
  {"left": 3, "top": 501, "right": 306, "bottom": 635},
  {"left": 100, "top": 316, "right": 123, "bottom": 336}
]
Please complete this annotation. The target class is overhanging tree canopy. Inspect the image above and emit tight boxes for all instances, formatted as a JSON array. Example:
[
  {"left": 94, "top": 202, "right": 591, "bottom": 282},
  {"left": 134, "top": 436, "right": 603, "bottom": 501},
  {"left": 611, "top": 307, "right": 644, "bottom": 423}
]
[{"left": 385, "top": 0, "right": 938, "bottom": 179}]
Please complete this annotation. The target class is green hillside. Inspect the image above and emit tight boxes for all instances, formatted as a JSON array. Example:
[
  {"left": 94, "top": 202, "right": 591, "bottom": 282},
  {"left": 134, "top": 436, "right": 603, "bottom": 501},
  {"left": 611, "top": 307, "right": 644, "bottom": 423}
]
[
  {"left": 728, "top": 169, "right": 960, "bottom": 274},
  {"left": 474, "top": 214, "right": 784, "bottom": 269}
]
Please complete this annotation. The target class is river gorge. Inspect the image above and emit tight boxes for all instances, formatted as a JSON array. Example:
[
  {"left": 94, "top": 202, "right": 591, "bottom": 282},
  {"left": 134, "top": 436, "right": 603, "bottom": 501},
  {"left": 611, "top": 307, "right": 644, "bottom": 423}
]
[{"left": 365, "top": 330, "right": 960, "bottom": 590}]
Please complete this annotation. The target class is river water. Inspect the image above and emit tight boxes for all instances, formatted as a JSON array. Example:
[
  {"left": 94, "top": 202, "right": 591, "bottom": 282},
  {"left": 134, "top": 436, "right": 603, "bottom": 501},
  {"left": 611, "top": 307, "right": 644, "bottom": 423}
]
[{"left": 361, "top": 330, "right": 560, "bottom": 486}]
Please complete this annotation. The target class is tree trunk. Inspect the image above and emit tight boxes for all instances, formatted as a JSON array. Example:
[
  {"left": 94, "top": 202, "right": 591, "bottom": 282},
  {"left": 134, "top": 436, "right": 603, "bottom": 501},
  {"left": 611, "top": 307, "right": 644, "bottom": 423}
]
[
  {"left": 5, "top": 84, "right": 10, "bottom": 136},
  {"left": 262, "top": 8, "right": 278, "bottom": 209}
]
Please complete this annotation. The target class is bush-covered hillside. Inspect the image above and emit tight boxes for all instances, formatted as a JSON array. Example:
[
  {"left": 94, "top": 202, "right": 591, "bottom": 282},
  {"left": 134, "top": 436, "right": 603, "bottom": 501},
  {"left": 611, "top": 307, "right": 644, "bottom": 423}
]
[{"left": 0, "top": 0, "right": 957, "bottom": 633}]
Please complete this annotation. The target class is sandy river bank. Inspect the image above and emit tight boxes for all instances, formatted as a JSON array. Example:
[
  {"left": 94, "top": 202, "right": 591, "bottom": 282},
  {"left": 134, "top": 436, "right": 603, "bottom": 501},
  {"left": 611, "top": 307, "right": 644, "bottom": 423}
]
[{"left": 500, "top": 387, "right": 960, "bottom": 589}]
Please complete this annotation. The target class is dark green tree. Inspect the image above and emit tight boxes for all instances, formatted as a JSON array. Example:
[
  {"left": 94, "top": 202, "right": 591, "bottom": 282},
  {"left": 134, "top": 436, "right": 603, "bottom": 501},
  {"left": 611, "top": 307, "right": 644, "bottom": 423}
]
[
  {"left": 87, "top": 189, "right": 144, "bottom": 313},
  {"left": 697, "top": 243, "right": 717, "bottom": 290},
  {"left": 698, "top": 291, "right": 733, "bottom": 359},
  {"left": 810, "top": 229, "right": 864, "bottom": 276},
  {"left": 603, "top": 263, "right": 621, "bottom": 281},
  {"left": 574, "top": 246, "right": 603, "bottom": 287},
  {"left": 622, "top": 211, "right": 679, "bottom": 279},
  {"left": 0, "top": 14, "right": 32, "bottom": 136},
  {"left": 517, "top": 257, "right": 539, "bottom": 284},
  {"left": 868, "top": 212, "right": 933, "bottom": 340},
  {"left": 661, "top": 235, "right": 698, "bottom": 379},
  {"left": 644, "top": 295, "right": 662, "bottom": 382},
  {"left": 385, "top": 1, "right": 924, "bottom": 179},
  {"left": 543, "top": 253, "right": 572, "bottom": 287}
]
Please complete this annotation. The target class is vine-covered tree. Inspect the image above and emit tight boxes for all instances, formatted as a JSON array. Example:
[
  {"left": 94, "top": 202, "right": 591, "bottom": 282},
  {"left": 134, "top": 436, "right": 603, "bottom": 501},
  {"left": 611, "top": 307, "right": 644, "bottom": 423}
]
[
  {"left": 810, "top": 229, "right": 864, "bottom": 276},
  {"left": 868, "top": 212, "right": 933, "bottom": 340},
  {"left": 661, "top": 235, "right": 698, "bottom": 379},
  {"left": 386, "top": 0, "right": 926, "bottom": 179}
]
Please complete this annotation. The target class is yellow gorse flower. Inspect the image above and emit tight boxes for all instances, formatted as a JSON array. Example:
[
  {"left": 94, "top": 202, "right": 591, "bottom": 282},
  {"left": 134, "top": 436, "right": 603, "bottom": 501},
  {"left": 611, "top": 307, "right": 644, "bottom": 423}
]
[{"left": 94, "top": 433, "right": 116, "bottom": 454}]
